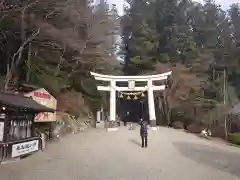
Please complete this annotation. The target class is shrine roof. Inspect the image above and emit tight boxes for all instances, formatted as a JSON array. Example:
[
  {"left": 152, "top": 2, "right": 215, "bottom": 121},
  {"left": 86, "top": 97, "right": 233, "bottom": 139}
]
[
  {"left": 0, "top": 92, "right": 55, "bottom": 112},
  {"left": 18, "top": 84, "right": 44, "bottom": 93}
]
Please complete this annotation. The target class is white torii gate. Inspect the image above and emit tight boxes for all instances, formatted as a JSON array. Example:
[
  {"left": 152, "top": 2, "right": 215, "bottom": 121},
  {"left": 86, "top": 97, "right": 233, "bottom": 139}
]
[{"left": 90, "top": 71, "right": 172, "bottom": 130}]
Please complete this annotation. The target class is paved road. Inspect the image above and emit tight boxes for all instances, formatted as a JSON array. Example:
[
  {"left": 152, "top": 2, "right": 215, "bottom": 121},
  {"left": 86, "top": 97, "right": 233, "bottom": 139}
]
[{"left": 1, "top": 126, "right": 240, "bottom": 180}]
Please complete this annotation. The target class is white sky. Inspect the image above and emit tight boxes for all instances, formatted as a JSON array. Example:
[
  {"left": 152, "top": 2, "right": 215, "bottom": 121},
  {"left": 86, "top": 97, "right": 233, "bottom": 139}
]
[{"left": 108, "top": 0, "right": 238, "bottom": 15}]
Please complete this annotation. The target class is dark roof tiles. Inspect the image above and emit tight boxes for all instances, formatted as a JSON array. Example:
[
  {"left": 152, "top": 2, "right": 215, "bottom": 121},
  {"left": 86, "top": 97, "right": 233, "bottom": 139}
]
[{"left": 0, "top": 92, "right": 55, "bottom": 112}]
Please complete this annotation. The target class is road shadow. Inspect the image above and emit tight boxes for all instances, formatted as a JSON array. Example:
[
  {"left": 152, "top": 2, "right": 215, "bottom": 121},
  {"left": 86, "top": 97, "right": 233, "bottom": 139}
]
[
  {"left": 173, "top": 141, "right": 240, "bottom": 177},
  {"left": 129, "top": 139, "right": 142, "bottom": 147}
]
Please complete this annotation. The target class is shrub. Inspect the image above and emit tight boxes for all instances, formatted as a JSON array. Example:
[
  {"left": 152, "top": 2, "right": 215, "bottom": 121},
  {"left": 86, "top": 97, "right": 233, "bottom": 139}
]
[{"left": 229, "top": 133, "right": 240, "bottom": 145}]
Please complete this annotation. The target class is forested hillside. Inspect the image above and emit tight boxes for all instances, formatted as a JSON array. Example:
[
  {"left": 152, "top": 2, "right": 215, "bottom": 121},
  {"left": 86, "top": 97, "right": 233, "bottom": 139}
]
[
  {"left": 2, "top": 0, "right": 240, "bottom": 136},
  {"left": 0, "top": 0, "right": 121, "bottom": 117},
  {"left": 120, "top": 0, "right": 240, "bottom": 134}
]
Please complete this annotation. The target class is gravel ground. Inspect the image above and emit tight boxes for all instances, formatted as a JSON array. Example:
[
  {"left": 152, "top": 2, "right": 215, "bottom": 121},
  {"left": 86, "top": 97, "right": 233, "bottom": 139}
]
[{"left": 0, "top": 126, "right": 240, "bottom": 180}]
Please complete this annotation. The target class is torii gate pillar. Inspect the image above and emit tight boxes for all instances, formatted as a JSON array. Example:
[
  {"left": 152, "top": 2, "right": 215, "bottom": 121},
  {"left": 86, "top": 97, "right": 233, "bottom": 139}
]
[
  {"left": 90, "top": 71, "right": 172, "bottom": 131},
  {"left": 110, "top": 80, "right": 116, "bottom": 122},
  {"left": 147, "top": 79, "right": 156, "bottom": 127}
]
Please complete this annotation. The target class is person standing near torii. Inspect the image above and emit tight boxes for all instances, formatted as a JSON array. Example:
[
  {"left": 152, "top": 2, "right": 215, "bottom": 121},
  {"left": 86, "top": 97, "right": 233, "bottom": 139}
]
[{"left": 139, "top": 118, "right": 148, "bottom": 148}]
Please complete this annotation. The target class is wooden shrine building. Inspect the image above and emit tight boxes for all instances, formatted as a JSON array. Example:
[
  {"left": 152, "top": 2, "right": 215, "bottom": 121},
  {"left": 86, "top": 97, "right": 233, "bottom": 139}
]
[{"left": 0, "top": 92, "right": 54, "bottom": 162}]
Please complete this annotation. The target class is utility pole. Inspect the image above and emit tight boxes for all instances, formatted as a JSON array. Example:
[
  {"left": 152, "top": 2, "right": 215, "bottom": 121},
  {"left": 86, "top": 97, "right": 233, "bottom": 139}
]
[{"left": 223, "top": 68, "right": 228, "bottom": 140}]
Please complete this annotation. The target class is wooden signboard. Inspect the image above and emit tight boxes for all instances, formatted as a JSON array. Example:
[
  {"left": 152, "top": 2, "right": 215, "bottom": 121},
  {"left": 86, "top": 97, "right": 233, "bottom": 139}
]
[{"left": 24, "top": 88, "right": 57, "bottom": 122}]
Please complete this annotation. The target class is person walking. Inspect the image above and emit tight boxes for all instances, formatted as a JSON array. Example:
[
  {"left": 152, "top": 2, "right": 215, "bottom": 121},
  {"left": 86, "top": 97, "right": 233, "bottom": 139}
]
[{"left": 139, "top": 118, "right": 148, "bottom": 148}]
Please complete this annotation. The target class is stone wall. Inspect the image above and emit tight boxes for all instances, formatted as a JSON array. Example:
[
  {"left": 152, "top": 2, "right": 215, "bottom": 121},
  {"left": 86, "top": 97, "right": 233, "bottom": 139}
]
[{"left": 52, "top": 112, "right": 91, "bottom": 139}]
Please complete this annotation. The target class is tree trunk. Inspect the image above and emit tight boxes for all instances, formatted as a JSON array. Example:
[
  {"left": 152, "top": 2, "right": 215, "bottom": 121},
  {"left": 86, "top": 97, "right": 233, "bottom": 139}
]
[
  {"left": 165, "top": 95, "right": 172, "bottom": 125},
  {"left": 4, "top": 29, "right": 39, "bottom": 90},
  {"left": 91, "top": 111, "right": 97, "bottom": 128},
  {"left": 167, "top": 108, "right": 171, "bottom": 125},
  {"left": 4, "top": 72, "right": 12, "bottom": 91},
  {"left": 26, "top": 41, "right": 32, "bottom": 83}
]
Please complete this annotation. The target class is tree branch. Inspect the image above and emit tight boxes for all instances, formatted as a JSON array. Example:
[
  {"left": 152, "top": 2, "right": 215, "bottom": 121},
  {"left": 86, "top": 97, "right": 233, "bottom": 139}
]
[
  {"left": 4, "top": 28, "right": 40, "bottom": 90},
  {"left": 12, "top": 28, "right": 40, "bottom": 67},
  {"left": 67, "top": 38, "right": 92, "bottom": 78}
]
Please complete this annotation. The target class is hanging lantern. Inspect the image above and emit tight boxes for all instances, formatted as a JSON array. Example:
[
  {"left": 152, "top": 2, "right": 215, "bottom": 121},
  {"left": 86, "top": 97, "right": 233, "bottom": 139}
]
[
  {"left": 134, "top": 95, "right": 138, "bottom": 100},
  {"left": 141, "top": 93, "right": 145, "bottom": 97},
  {"left": 119, "top": 93, "right": 124, "bottom": 98},
  {"left": 127, "top": 95, "right": 131, "bottom": 100}
]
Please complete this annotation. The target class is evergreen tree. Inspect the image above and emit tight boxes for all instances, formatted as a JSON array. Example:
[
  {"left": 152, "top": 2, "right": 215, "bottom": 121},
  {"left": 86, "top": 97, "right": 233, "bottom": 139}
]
[{"left": 120, "top": 0, "right": 240, "bottom": 127}]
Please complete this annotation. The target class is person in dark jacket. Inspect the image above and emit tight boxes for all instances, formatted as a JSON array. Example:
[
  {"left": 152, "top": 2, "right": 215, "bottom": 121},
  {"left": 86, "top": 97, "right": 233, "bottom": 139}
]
[{"left": 139, "top": 118, "right": 148, "bottom": 148}]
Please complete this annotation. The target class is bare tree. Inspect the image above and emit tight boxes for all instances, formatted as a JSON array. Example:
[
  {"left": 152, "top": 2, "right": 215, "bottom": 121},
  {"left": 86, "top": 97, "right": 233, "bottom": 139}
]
[{"left": 155, "top": 63, "right": 202, "bottom": 125}]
